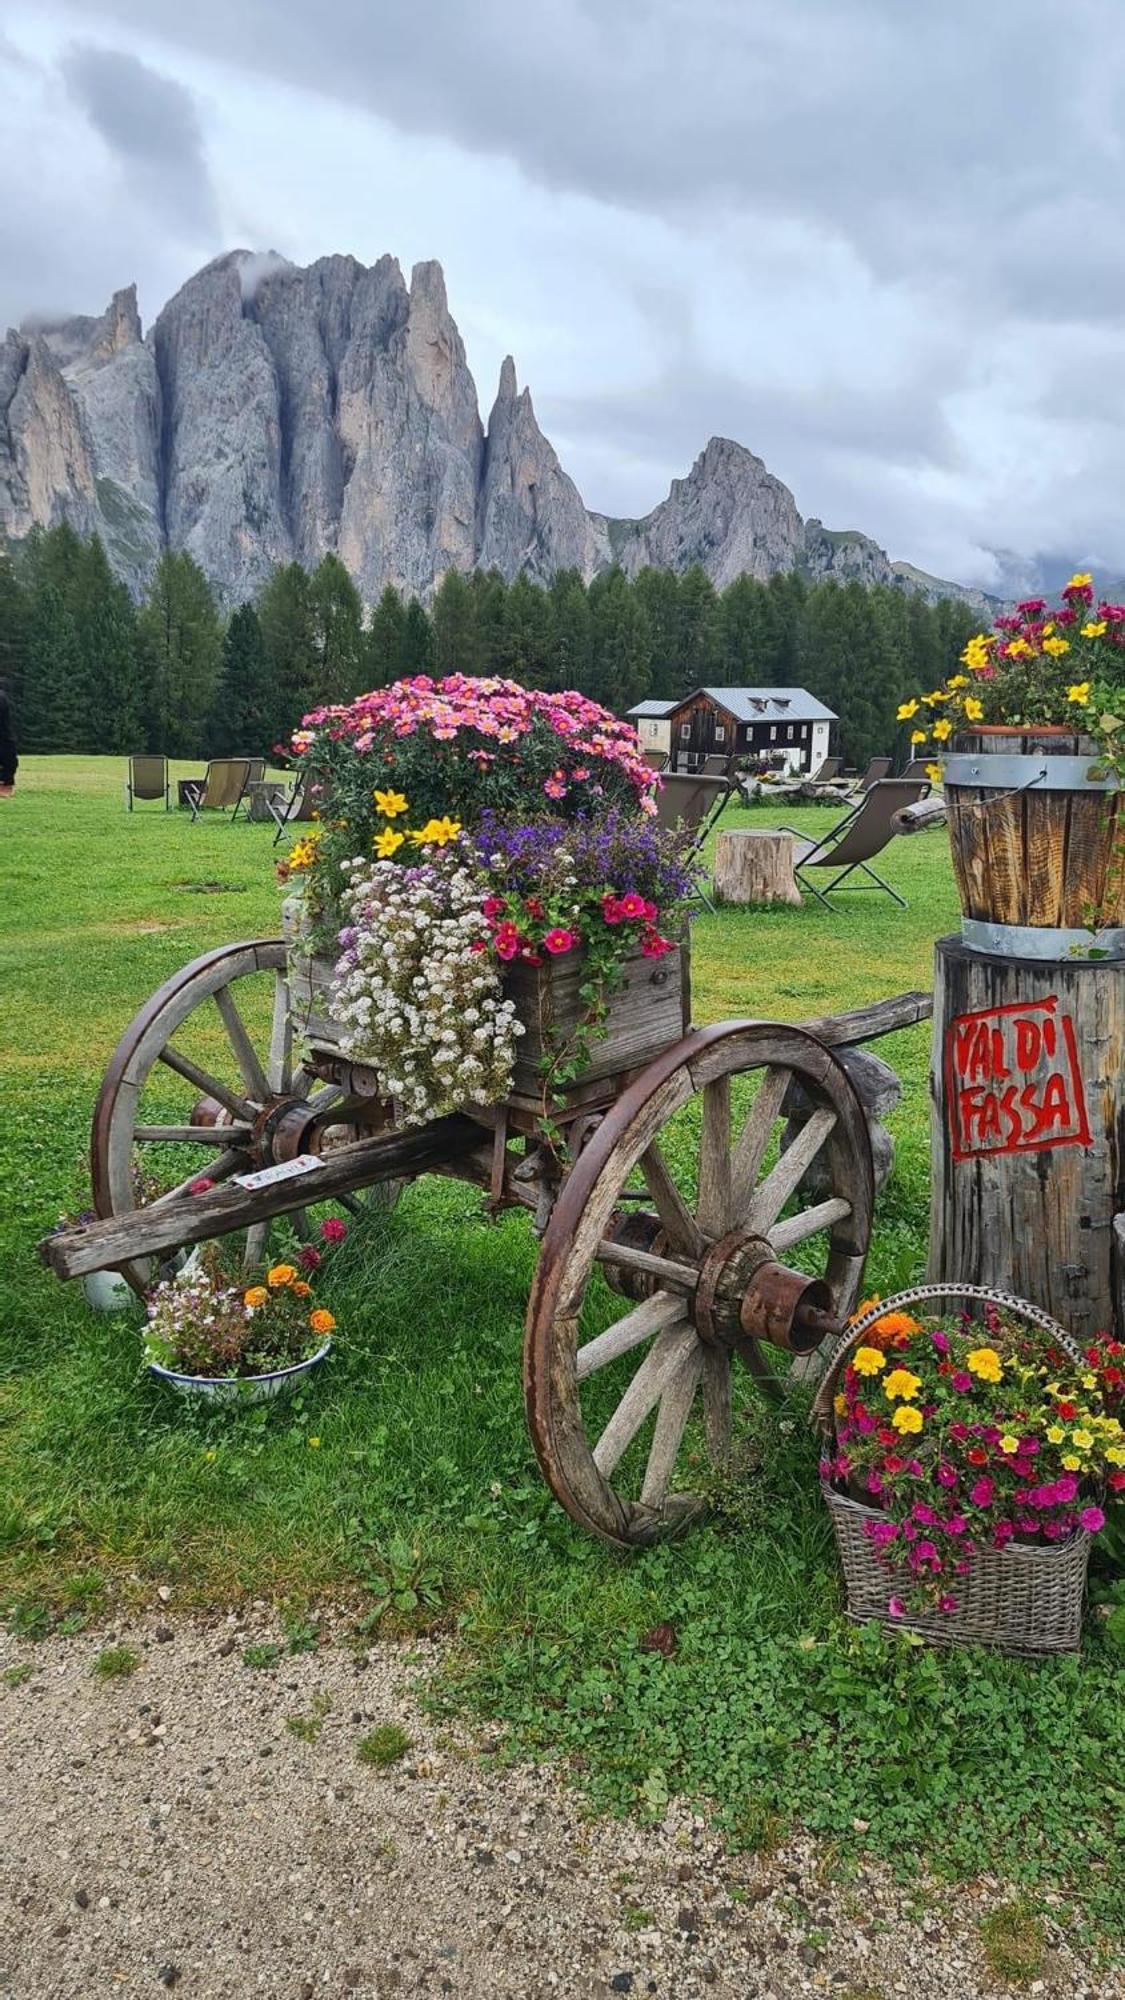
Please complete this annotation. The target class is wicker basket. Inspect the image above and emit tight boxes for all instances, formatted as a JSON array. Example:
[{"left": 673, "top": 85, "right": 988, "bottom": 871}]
[{"left": 813, "top": 1284, "right": 1093, "bottom": 1657}]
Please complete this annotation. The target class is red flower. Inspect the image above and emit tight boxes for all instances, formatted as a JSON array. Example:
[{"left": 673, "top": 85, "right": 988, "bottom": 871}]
[
  {"left": 482, "top": 896, "right": 506, "bottom": 921},
  {"left": 525, "top": 897, "right": 545, "bottom": 920},
  {"left": 619, "top": 892, "right": 647, "bottom": 919},
  {"left": 641, "top": 931, "right": 675, "bottom": 959},
  {"left": 1109, "top": 1469, "right": 1125, "bottom": 1491},
  {"left": 297, "top": 1245, "right": 322, "bottom": 1271},
  {"left": 320, "top": 1217, "right": 347, "bottom": 1244},
  {"left": 1057, "top": 1400, "right": 1077, "bottom": 1420},
  {"left": 495, "top": 921, "right": 521, "bottom": 961},
  {"left": 967, "top": 1447, "right": 989, "bottom": 1467},
  {"left": 602, "top": 896, "right": 625, "bottom": 925}
]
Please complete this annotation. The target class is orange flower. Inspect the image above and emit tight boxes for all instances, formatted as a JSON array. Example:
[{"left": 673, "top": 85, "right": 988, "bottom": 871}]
[
  {"left": 308, "top": 1308, "right": 336, "bottom": 1336},
  {"left": 267, "top": 1263, "right": 297, "bottom": 1287},
  {"left": 292, "top": 1280, "right": 312, "bottom": 1298},
  {"left": 872, "top": 1312, "right": 921, "bottom": 1341},
  {"left": 243, "top": 1286, "right": 268, "bottom": 1308}
]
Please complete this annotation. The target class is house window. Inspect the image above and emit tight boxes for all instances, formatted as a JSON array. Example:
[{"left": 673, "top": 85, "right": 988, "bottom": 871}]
[
  {"left": 714, "top": 724, "right": 725, "bottom": 744},
  {"left": 680, "top": 722, "right": 690, "bottom": 740},
  {"left": 770, "top": 726, "right": 777, "bottom": 741},
  {"left": 787, "top": 724, "right": 794, "bottom": 740}
]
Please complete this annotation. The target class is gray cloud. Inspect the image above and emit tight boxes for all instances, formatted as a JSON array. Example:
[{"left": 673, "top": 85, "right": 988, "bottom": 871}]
[{"left": 61, "top": 43, "right": 219, "bottom": 236}]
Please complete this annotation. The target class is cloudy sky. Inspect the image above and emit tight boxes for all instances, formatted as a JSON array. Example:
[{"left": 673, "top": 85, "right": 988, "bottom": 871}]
[{"left": 2, "top": 0, "right": 1123, "bottom": 587}]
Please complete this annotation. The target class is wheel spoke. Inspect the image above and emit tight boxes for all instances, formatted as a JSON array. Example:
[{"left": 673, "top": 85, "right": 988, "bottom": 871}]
[
  {"left": 158, "top": 1045, "right": 256, "bottom": 1123},
  {"left": 639, "top": 1144, "right": 706, "bottom": 1259},
  {"left": 243, "top": 1219, "right": 269, "bottom": 1272},
  {"left": 290, "top": 1208, "right": 313, "bottom": 1243},
  {"left": 133, "top": 1123, "right": 253, "bottom": 1145},
  {"left": 700, "top": 1346, "right": 732, "bottom": 1464},
  {"left": 746, "top": 1106, "right": 837, "bottom": 1231},
  {"left": 730, "top": 1066, "right": 791, "bottom": 1220},
  {"left": 214, "top": 986, "right": 270, "bottom": 1102},
  {"left": 150, "top": 1147, "right": 245, "bottom": 1207},
  {"left": 594, "top": 1239, "right": 699, "bottom": 1292},
  {"left": 593, "top": 1321, "right": 701, "bottom": 1478},
  {"left": 640, "top": 1347, "right": 704, "bottom": 1506},
  {"left": 696, "top": 1076, "right": 732, "bottom": 1238},
  {"left": 268, "top": 971, "right": 293, "bottom": 1093},
  {"left": 768, "top": 1196, "right": 852, "bottom": 1252},
  {"left": 576, "top": 1292, "right": 685, "bottom": 1383}
]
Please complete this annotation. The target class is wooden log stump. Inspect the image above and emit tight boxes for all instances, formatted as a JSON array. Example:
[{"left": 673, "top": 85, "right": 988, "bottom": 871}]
[
  {"left": 713, "top": 829, "right": 801, "bottom": 907},
  {"left": 928, "top": 934, "right": 1125, "bottom": 1339}
]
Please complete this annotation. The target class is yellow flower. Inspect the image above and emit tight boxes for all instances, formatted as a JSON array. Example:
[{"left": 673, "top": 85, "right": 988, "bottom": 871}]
[
  {"left": 960, "top": 634, "right": 994, "bottom": 672},
  {"left": 1042, "top": 622, "right": 1055, "bottom": 637},
  {"left": 374, "top": 789, "right": 408, "bottom": 818},
  {"left": 1006, "top": 637, "right": 1032, "bottom": 659},
  {"left": 891, "top": 1405, "right": 924, "bottom": 1435},
  {"left": 243, "top": 1286, "right": 268, "bottom": 1308},
  {"left": 947, "top": 675, "right": 969, "bottom": 690},
  {"left": 834, "top": 1392, "right": 847, "bottom": 1417},
  {"left": 1067, "top": 681, "right": 1091, "bottom": 704},
  {"left": 967, "top": 1346, "right": 1003, "bottom": 1383},
  {"left": 883, "top": 1367, "right": 922, "bottom": 1402},
  {"left": 1042, "top": 636, "right": 1070, "bottom": 657},
  {"left": 997, "top": 1434, "right": 1020, "bottom": 1455},
  {"left": 910, "top": 729, "right": 927, "bottom": 746},
  {"left": 925, "top": 763, "right": 943, "bottom": 785},
  {"left": 307, "top": 1435, "right": 322, "bottom": 1449},
  {"left": 923, "top": 689, "right": 950, "bottom": 705},
  {"left": 1046, "top": 1424, "right": 1065, "bottom": 1445},
  {"left": 1081, "top": 621, "right": 1107, "bottom": 639},
  {"left": 1082, "top": 1373, "right": 1097, "bottom": 1390},
  {"left": 267, "top": 1263, "right": 297, "bottom": 1288},
  {"left": 963, "top": 697, "right": 984, "bottom": 723},
  {"left": 1062, "top": 1453, "right": 1081, "bottom": 1471},
  {"left": 1072, "top": 1428, "right": 1094, "bottom": 1450},
  {"left": 897, "top": 699, "right": 920, "bottom": 721},
  {"left": 852, "top": 1347, "right": 888, "bottom": 1379},
  {"left": 1066, "top": 572, "right": 1092, "bottom": 590},
  {"left": 374, "top": 827, "right": 405, "bottom": 858},
  {"left": 932, "top": 718, "right": 953, "bottom": 742},
  {"left": 1106, "top": 1444, "right": 1125, "bottom": 1466},
  {"left": 309, "top": 1308, "right": 336, "bottom": 1335}
]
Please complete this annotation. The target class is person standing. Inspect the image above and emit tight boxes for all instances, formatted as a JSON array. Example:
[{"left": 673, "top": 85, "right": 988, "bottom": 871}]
[{"left": 0, "top": 685, "right": 17, "bottom": 796}]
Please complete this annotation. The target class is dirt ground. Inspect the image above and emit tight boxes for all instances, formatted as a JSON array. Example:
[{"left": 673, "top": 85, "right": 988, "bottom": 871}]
[{"left": 1, "top": 1613, "right": 1120, "bottom": 2000}]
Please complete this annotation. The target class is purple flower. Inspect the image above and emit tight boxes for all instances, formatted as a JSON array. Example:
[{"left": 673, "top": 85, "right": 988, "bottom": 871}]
[{"left": 931, "top": 1330, "right": 951, "bottom": 1356}]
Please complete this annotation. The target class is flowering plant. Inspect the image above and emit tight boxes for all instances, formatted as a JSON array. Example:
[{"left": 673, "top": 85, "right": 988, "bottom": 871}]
[
  {"left": 896, "top": 573, "right": 1125, "bottom": 780},
  {"left": 281, "top": 675, "right": 658, "bottom": 934},
  {"left": 822, "top": 1300, "right": 1124, "bottom": 1617},
  {"left": 143, "top": 1242, "right": 341, "bottom": 1380},
  {"left": 331, "top": 857, "right": 525, "bottom": 1127}
]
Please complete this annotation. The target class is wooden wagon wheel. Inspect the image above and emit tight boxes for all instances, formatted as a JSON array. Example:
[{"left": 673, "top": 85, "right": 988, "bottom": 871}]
[
  {"left": 91, "top": 939, "right": 395, "bottom": 1294},
  {"left": 524, "top": 1021, "right": 874, "bottom": 1549}
]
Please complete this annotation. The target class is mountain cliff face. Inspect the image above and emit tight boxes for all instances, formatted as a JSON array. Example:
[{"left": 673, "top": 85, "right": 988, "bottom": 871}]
[{"left": 0, "top": 249, "right": 986, "bottom": 608}]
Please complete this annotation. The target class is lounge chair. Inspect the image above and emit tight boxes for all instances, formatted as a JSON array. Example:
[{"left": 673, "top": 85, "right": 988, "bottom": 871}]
[
  {"left": 780, "top": 779, "right": 929, "bottom": 909},
  {"left": 807, "top": 755, "right": 841, "bottom": 786},
  {"left": 702, "top": 753, "right": 734, "bottom": 779},
  {"left": 852, "top": 756, "right": 893, "bottom": 794},
  {"left": 123, "top": 754, "right": 170, "bottom": 812},
  {"left": 182, "top": 758, "right": 253, "bottom": 824},
  {"left": 655, "top": 772, "right": 733, "bottom": 911},
  {"left": 269, "top": 777, "right": 319, "bottom": 845},
  {"left": 642, "top": 749, "right": 669, "bottom": 773}
]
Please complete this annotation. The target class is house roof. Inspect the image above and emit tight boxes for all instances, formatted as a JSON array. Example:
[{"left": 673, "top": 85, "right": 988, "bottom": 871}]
[
  {"left": 669, "top": 686, "right": 838, "bottom": 724},
  {"left": 627, "top": 699, "right": 677, "bottom": 717}
]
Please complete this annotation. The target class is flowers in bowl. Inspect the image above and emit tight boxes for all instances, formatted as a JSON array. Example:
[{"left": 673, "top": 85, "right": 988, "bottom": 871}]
[
  {"left": 822, "top": 1300, "right": 1124, "bottom": 1617},
  {"left": 896, "top": 574, "right": 1125, "bottom": 774},
  {"left": 143, "top": 1240, "right": 342, "bottom": 1388}
]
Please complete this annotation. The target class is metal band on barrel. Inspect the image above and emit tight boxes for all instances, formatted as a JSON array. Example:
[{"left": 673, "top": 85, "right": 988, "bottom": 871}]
[
  {"left": 961, "top": 917, "right": 1125, "bottom": 961},
  {"left": 943, "top": 753, "right": 1118, "bottom": 792}
]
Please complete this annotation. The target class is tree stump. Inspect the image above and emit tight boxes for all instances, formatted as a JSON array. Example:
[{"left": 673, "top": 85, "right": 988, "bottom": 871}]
[
  {"left": 928, "top": 934, "right": 1125, "bottom": 1338},
  {"left": 713, "top": 829, "right": 801, "bottom": 907}
]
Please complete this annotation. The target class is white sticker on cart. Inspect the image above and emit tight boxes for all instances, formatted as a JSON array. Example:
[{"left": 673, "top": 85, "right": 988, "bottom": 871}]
[{"left": 234, "top": 1155, "right": 322, "bottom": 1190}]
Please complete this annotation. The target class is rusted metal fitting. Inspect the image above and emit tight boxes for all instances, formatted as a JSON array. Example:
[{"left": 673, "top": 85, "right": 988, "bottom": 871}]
[{"left": 739, "top": 1260, "right": 838, "bottom": 1354}]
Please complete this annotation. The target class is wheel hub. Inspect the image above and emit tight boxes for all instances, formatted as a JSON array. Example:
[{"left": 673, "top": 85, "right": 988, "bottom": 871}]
[{"left": 604, "top": 1210, "right": 841, "bottom": 1356}]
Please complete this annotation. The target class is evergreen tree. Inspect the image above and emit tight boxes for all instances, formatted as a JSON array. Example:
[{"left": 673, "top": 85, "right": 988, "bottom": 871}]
[
  {"left": 309, "top": 553, "right": 365, "bottom": 704},
  {"left": 547, "top": 570, "right": 593, "bottom": 693},
  {"left": 675, "top": 565, "right": 722, "bottom": 693},
  {"left": 717, "top": 575, "right": 783, "bottom": 684},
  {"left": 0, "top": 547, "right": 29, "bottom": 713},
  {"left": 633, "top": 568, "right": 683, "bottom": 699},
  {"left": 207, "top": 604, "right": 276, "bottom": 755},
  {"left": 588, "top": 567, "right": 651, "bottom": 711},
  {"left": 399, "top": 596, "right": 434, "bottom": 675},
  {"left": 20, "top": 582, "right": 82, "bottom": 752},
  {"left": 503, "top": 573, "right": 555, "bottom": 687},
  {"left": 431, "top": 568, "right": 480, "bottom": 675},
  {"left": 258, "top": 563, "right": 317, "bottom": 739},
  {"left": 366, "top": 585, "right": 407, "bottom": 686},
  {"left": 137, "top": 550, "right": 222, "bottom": 756},
  {"left": 71, "top": 536, "right": 140, "bottom": 752}
]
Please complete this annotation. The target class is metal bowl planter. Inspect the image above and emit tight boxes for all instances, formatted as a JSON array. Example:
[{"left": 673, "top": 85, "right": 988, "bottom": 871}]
[
  {"left": 147, "top": 1339, "right": 332, "bottom": 1406},
  {"left": 943, "top": 726, "right": 1125, "bottom": 961},
  {"left": 813, "top": 1285, "right": 1093, "bottom": 1658}
]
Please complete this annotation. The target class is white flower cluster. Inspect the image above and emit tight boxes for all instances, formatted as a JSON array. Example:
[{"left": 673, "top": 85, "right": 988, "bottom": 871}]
[{"left": 332, "top": 859, "right": 524, "bottom": 1128}]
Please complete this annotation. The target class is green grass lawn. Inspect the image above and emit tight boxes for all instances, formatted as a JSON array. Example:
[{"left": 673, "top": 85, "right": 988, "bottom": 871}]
[{"left": 1, "top": 757, "right": 1122, "bottom": 1944}]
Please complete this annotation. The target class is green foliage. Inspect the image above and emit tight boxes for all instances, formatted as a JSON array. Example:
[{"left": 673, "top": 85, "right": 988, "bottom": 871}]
[
  {"left": 356, "top": 1722, "right": 412, "bottom": 1767},
  {"left": 2, "top": 1663, "right": 33, "bottom": 1688},
  {"left": 137, "top": 549, "right": 222, "bottom": 756},
  {"left": 355, "top": 1534, "right": 445, "bottom": 1635},
  {"left": 90, "top": 1644, "right": 139, "bottom": 1680},
  {"left": 286, "top": 1691, "right": 332, "bottom": 1743},
  {"left": 242, "top": 1641, "right": 284, "bottom": 1669},
  {"left": 207, "top": 604, "right": 275, "bottom": 756},
  {"left": 308, "top": 553, "right": 366, "bottom": 704}
]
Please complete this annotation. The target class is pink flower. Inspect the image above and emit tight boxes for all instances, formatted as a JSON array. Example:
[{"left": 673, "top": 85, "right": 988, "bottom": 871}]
[
  {"left": 482, "top": 896, "right": 506, "bottom": 920},
  {"left": 1079, "top": 1506, "right": 1106, "bottom": 1533},
  {"left": 601, "top": 896, "right": 625, "bottom": 925},
  {"left": 543, "top": 929, "right": 577, "bottom": 955},
  {"left": 969, "top": 1477, "right": 994, "bottom": 1508},
  {"left": 543, "top": 778, "right": 567, "bottom": 801},
  {"left": 618, "top": 892, "right": 647, "bottom": 919},
  {"left": 320, "top": 1217, "right": 347, "bottom": 1244},
  {"left": 189, "top": 1176, "right": 215, "bottom": 1195},
  {"left": 944, "top": 1515, "right": 968, "bottom": 1537},
  {"left": 993, "top": 1521, "right": 1015, "bottom": 1546},
  {"left": 951, "top": 1370, "right": 973, "bottom": 1392},
  {"left": 641, "top": 932, "right": 675, "bottom": 959},
  {"left": 938, "top": 1594, "right": 959, "bottom": 1614},
  {"left": 297, "top": 1246, "right": 322, "bottom": 1271},
  {"left": 1055, "top": 1474, "right": 1079, "bottom": 1503},
  {"left": 495, "top": 922, "right": 521, "bottom": 961},
  {"left": 887, "top": 1596, "right": 905, "bottom": 1619}
]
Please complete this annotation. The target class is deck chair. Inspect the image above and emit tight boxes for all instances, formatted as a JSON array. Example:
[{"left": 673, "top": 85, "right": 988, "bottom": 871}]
[
  {"left": 642, "top": 749, "right": 668, "bottom": 773},
  {"left": 702, "top": 753, "right": 734, "bottom": 779},
  {"left": 780, "top": 779, "right": 928, "bottom": 909},
  {"left": 124, "top": 754, "right": 170, "bottom": 812},
  {"left": 269, "top": 777, "right": 319, "bottom": 845},
  {"left": 852, "top": 756, "right": 893, "bottom": 794},
  {"left": 807, "top": 755, "right": 841, "bottom": 785},
  {"left": 183, "top": 758, "right": 253, "bottom": 823},
  {"left": 655, "top": 772, "right": 732, "bottom": 911}
]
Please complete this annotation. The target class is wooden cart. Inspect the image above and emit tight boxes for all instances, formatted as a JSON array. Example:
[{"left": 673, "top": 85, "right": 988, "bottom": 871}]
[{"left": 41, "top": 934, "right": 929, "bottom": 1549}]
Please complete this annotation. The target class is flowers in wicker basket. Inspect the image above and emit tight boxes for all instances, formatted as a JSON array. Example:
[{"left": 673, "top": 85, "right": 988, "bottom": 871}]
[{"left": 821, "top": 1299, "right": 1124, "bottom": 1618}]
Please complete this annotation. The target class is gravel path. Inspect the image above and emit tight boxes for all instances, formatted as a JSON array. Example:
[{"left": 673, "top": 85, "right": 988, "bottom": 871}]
[{"left": 1, "top": 1614, "right": 1120, "bottom": 2000}]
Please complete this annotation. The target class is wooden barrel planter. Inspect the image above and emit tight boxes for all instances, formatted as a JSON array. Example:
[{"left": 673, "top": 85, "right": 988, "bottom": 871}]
[{"left": 944, "top": 726, "right": 1125, "bottom": 959}]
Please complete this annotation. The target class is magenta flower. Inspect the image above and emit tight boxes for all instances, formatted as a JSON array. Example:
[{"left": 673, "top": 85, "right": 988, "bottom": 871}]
[
  {"left": 948, "top": 1421, "right": 969, "bottom": 1441},
  {"left": 319, "top": 1217, "right": 347, "bottom": 1245},
  {"left": 936, "top": 1463, "right": 958, "bottom": 1488},
  {"left": 1055, "top": 1473, "right": 1079, "bottom": 1503},
  {"left": 969, "top": 1477, "right": 994, "bottom": 1508},
  {"left": 931, "top": 1330, "right": 951, "bottom": 1356},
  {"left": 951, "top": 1371, "right": 973, "bottom": 1392},
  {"left": 938, "top": 1594, "right": 959, "bottom": 1614},
  {"left": 543, "top": 928, "right": 577, "bottom": 954},
  {"left": 887, "top": 1596, "right": 905, "bottom": 1618},
  {"left": 1079, "top": 1506, "right": 1106, "bottom": 1533}
]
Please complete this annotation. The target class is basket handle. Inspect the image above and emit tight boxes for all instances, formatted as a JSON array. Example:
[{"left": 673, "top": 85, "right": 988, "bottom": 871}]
[{"left": 809, "top": 1282, "right": 1079, "bottom": 1435}]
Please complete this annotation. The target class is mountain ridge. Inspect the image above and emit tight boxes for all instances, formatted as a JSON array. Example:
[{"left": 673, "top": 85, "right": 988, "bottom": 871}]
[{"left": 1, "top": 248, "right": 995, "bottom": 611}]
